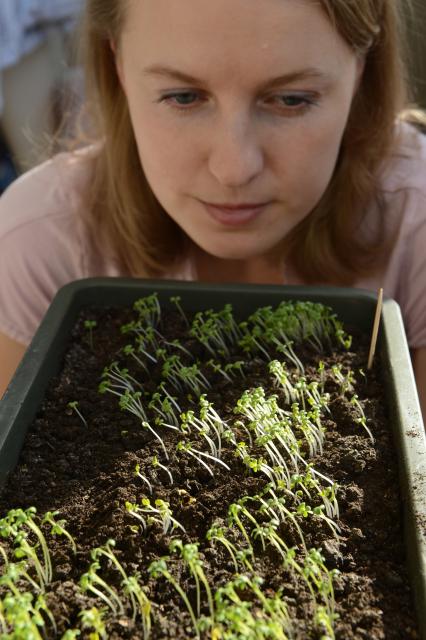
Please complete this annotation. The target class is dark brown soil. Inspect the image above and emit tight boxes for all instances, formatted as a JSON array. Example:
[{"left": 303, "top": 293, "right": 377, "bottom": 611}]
[{"left": 0, "top": 302, "right": 420, "bottom": 639}]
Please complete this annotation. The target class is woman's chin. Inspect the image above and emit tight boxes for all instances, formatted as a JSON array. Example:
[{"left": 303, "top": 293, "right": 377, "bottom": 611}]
[{"left": 196, "top": 245, "right": 262, "bottom": 262}]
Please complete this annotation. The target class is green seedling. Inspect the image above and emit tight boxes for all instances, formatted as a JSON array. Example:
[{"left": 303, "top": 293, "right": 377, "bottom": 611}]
[
  {"left": 210, "top": 574, "right": 291, "bottom": 640},
  {"left": 60, "top": 630, "right": 81, "bottom": 639},
  {"left": 227, "top": 503, "right": 258, "bottom": 553},
  {"left": 122, "top": 343, "right": 149, "bottom": 373},
  {"left": 170, "top": 540, "right": 215, "bottom": 621},
  {"left": 98, "top": 362, "right": 142, "bottom": 397},
  {"left": 190, "top": 305, "right": 241, "bottom": 357},
  {"left": 0, "top": 561, "right": 41, "bottom": 600},
  {"left": 80, "top": 560, "right": 125, "bottom": 617},
  {"left": 231, "top": 420, "right": 253, "bottom": 447},
  {"left": 162, "top": 337, "right": 193, "bottom": 358},
  {"left": 266, "top": 332, "right": 305, "bottom": 374},
  {"left": 234, "top": 442, "right": 283, "bottom": 485},
  {"left": 67, "top": 401, "right": 88, "bottom": 428},
  {"left": 84, "top": 319, "right": 97, "bottom": 351},
  {"left": 157, "top": 381, "right": 183, "bottom": 416},
  {"left": 0, "top": 590, "right": 56, "bottom": 639},
  {"left": 302, "top": 548, "right": 339, "bottom": 637},
  {"left": 89, "top": 539, "right": 152, "bottom": 632},
  {"left": 238, "top": 326, "right": 272, "bottom": 360},
  {"left": 118, "top": 388, "right": 149, "bottom": 422},
  {"left": 316, "top": 604, "right": 338, "bottom": 640},
  {"left": 170, "top": 295, "right": 189, "bottom": 326},
  {"left": 149, "top": 391, "right": 180, "bottom": 428},
  {"left": 251, "top": 520, "right": 293, "bottom": 563},
  {"left": 331, "top": 364, "right": 355, "bottom": 395},
  {"left": 180, "top": 410, "right": 219, "bottom": 458},
  {"left": 126, "top": 498, "right": 185, "bottom": 536},
  {"left": 206, "top": 359, "right": 234, "bottom": 383},
  {"left": 119, "top": 389, "right": 169, "bottom": 459},
  {"left": 42, "top": 510, "right": 77, "bottom": 554},
  {"left": 133, "top": 292, "right": 161, "bottom": 327},
  {"left": 296, "top": 503, "right": 340, "bottom": 540},
  {"left": 290, "top": 402, "right": 325, "bottom": 458},
  {"left": 134, "top": 332, "right": 160, "bottom": 363},
  {"left": 206, "top": 523, "right": 240, "bottom": 573},
  {"left": 252, "top": 488, "right": 307, "bottom": 551},
  {"left": 79, "top": 607, "right": 107, "bottom": 640},
  {"left": 177, "top": 440, "right": 230, "bottom": 476},
  {"left": 206, "top": 360, "right": 246, "bottom": 383},
  {"left": 151, "top": 455, "right": 174, "bottom": 485},
  {"left": 162, "top": 355, "right": 210, "bottom": 395},
  {"left": 1, "top": 507, "right": 53, "bottom": 589},
  {"left": 0, "top": 560, "right": 43, "bottom": 596},
  {"left": 189, "top": 313, "right": 221, "bottom": 356},
  {"left": 268, "top": 360, "right": 299, "bottom": 405},
  {"left": 122, "top": 573, "right": 152, "bottom": 635},
  {"left": 350, "top": 394, "right": 375, "bottom": 444},
  {"left": 149, "top": 557, "right": 199, "bottom": 638},
  {"left": 134, "top": 463, "right": 153, "bottom": 494}
]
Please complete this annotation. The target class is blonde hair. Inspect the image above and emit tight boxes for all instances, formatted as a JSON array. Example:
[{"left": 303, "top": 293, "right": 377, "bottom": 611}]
[{"left": 80, "top": 0, "right": 420, "bottom": 282}]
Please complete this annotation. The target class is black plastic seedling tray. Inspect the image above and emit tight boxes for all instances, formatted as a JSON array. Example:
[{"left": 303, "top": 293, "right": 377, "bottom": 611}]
[{"left": 1, "top": 277, "right": 425, "bottom": 635}]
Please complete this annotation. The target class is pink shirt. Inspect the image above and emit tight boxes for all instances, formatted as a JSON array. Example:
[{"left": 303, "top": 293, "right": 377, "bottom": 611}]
[{"left": 1, "top": 122, "right": 426, "bottom": 348}]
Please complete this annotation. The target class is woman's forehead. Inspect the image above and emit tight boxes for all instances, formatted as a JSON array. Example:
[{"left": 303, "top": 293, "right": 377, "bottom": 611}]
[
  {"left": 120, "top": 0, "right": 354, "bottom": 80},
  {"left": 121, "top": 0, "right": 336, "bottom": 43}
]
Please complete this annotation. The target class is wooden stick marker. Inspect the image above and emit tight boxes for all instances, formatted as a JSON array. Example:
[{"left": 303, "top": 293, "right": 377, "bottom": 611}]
[{"left": 367, "top": 287, "right": 384, "bottom": 370}]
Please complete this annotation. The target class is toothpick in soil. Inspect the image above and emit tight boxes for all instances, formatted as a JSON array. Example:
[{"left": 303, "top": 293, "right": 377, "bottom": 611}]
[{"left": 367, "top": 287, "right": 383, "bottom": 370}]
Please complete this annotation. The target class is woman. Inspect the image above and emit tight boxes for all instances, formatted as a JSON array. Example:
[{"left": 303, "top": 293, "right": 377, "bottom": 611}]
[{"left": 0, "top": 0, "right": 425, "bottom": 416}]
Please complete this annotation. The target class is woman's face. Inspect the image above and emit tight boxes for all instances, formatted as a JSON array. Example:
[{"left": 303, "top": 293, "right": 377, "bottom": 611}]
[{"left": 116, "top": 0, "right": 363, "bottom": 262}]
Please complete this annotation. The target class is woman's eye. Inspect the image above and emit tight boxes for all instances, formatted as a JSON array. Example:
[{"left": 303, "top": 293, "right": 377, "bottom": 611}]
[
  {"left": 272, "top": 94, "right": 315, "bottom": 109},
  {"left": 160, "top": 92, "right": 201, "bottom": 108}
]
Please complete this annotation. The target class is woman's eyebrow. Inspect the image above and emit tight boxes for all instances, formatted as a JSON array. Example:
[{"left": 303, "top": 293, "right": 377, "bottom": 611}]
[{"left": 142, "top": 65, "right": 333, "bottom": 90}]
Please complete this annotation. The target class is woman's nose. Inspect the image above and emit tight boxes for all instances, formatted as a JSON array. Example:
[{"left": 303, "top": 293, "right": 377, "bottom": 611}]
[{"left": 207, "top": 114, "right": 264, "bottom": 188}]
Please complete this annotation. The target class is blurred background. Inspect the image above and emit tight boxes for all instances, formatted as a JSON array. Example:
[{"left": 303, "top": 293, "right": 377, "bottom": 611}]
[
  {"left": 0, "top": 0, "right": 84, "bottom": 193},
  {"left": 406, "top": 1, "right": 426, "bottom": 110},
  {"left": 0, "top": 0, "right": 426, "bottom": 195}
]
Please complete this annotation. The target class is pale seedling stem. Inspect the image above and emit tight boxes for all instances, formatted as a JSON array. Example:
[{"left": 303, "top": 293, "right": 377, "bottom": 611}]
[
  {"left": 148, "top": 558, "right": 200, "bottom": 638},
  {"left": 170, "top": 295, "right": 190, "bottom": 326},
  {"left": 84, "top": 320, "right": 97, "bottom": 351},
  {"left": 67, "top": 401, "right": 88, "bottom": 428},
  {"left": 151, "top": 455, "right": 174, "bottom": 485},
  {"left": 134, "top": 464, "right": 153, "bottom": 494}
]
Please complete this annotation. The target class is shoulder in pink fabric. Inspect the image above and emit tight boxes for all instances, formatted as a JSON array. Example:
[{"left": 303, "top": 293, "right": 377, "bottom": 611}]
[
  {"left": 0, "top": 145, "right": 116, "bottom": 344},
  {"left": 354, "top": 122, "right": 426, "bottom": 348}
]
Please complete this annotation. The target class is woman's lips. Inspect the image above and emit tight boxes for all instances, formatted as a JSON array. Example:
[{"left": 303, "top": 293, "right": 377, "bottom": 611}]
[{"left": 202, "top": 201, "right": 271, "bottom": 226}]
